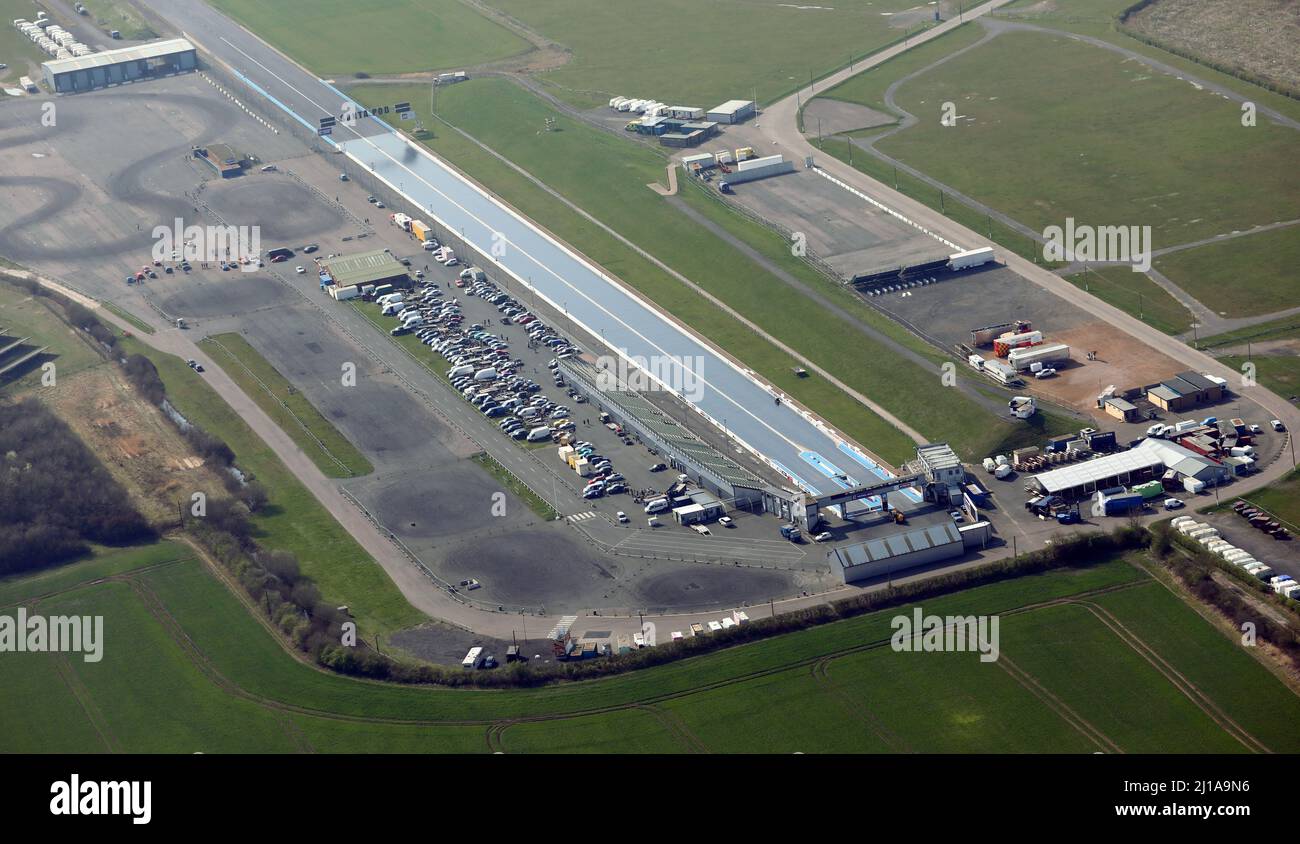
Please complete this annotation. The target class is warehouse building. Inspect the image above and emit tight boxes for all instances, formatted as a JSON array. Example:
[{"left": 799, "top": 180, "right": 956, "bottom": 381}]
[
  {"left": 660, "top": 129, "right": 708, "bottom": 148},
  {"left": 42, "top": 38, "right": 196, "bottom": 93},
  {"left": 319, "top": 249, "right": 409, "bottom": 290},
  {"left": 706, "top": 99, "right": 755, "bottom": 124},
  {"left": 1029, "top": 437, "right": 1231, "bottom": 500},
  {"left": 832, "top": 520, "right": 966, "bottom": 585}
]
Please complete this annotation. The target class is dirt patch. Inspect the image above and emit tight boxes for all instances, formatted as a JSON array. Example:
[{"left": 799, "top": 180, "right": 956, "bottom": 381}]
[
  {"left": 1028, "top": 320, "right": 1185, "bottom": 419},
  {"left": 37, "top": 364, "right": 230, "bottom": 527},
  {"left": 1125, "top": 0, "right": 1300, "bottom": 97}
]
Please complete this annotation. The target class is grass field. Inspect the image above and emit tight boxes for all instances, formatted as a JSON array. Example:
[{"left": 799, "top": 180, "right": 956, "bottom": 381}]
[
  {"left": 210, "top": 0, "right": 529, "bottom": 77},
  {"left": 5, "top": 543, "right": 1298, "bottom": 753},
  {"left": 481, "top": 0, "right": 932, "bottom": 108},
  {"left": 1239, "top": 468, "right": 1300, "bottom": 531},
  {"left": 1064, "top": 265, "right": 1193, "bottom": 335},
  {"left": 1154, "top": 226, "right": 1300, "bottom": 319},
  {"left": 877, "top": 30, "right": 1300, "bottom": 252},
  {"left": 199, "top": 332, "right": 374, "bottom": 478},
  {"left": 0, "top": 281, "right": 102, "bottom": 389},
  {"left": 77, "top": 0, "right": 157, "bottom": 40},
  {"left": 1200, "top": 314, "right": 1300, "bottom": 398},
  {"left": 354, "top": 78, "right": 1068, "bottom": 463},
  {"left": 116, "top": 335, "right": 423, "bottom": 636}
]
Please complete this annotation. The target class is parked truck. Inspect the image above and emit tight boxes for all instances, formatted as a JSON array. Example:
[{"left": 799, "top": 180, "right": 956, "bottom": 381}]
[
  {"left": 780, "top": 524, "right": 802, "bottom": 542},
  {"left": 410, "top": 220, "right": 433, "bottom": 243},
  {"left": 1099, "top": 492, "right": 1144, "bottom": 516}
]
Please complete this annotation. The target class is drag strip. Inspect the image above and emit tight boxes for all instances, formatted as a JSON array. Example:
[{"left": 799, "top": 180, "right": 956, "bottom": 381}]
[{"left": 144, "top": 0, "right": 916, "bottom": 496}]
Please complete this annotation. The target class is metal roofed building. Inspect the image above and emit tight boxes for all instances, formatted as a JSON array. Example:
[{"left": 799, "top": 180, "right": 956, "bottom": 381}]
[
  {"left": 42, "top": 38, "right": 197, "bottom": 93},
  {"left": 706, "top": 99, "right": 756, "bottom": 124},
  {"left": 319, "top": 249, "right": 409, "bottom": 289},
  {"left": 1029, "top": 437, "right": 1230, "bottom": 499},
  {"left": 832, "top": 520, "right": 964, "bottom": 584}
]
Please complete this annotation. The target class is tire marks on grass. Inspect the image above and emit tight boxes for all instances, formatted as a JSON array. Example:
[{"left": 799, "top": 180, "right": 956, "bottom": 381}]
[{"left": 811, "top": 657, "right": 912, "bottom": 752}]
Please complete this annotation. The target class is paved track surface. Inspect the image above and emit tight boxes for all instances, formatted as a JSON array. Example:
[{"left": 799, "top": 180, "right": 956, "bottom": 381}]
[{"left": 141, "top": 0, "right": 915, "bottom": 502}]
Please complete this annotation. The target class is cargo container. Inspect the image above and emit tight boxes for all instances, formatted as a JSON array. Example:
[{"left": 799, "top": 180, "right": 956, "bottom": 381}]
[
  {"left": 949, "top": 247, "right": 995, "bottom": 271},
  {"left": 993, "top": 330, "right": 1042, "bottom": 356},
  {"left": 1008, "top": 343, "right": 1070, "bottom": 371},
  {"left": 734, "top": 147, "right": 755, "bottom": 161},
  {"left": 713, "top": 149, "right": 734, "bottom": 165},
  {"left": 1131, "top": 480, "right": 1164, "bottom": 500},
  {"left": 1101, "top": 493, "right": 1144, "bottom": 516},
  {"left": 330, "top": 285, "right": 359, "bottom": 301},
  {"left": 410, "top": 220, "right": 433, "bottom": 242}
]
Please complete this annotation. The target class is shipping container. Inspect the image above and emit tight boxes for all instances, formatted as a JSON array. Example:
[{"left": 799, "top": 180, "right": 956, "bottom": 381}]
[
  {"left": 330, "top": 285, "right": 359, "bottom": 301},
  {"left": 1131, "top": 480, "right": 1164, "bottom": 500}
]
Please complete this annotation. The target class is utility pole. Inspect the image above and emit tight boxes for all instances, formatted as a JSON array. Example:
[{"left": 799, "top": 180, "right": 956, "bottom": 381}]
[
  {"left": 1012, "top": 535, "right": 1018, "bottom": 559},
  {"left": 847, "top": 136, "right": 853, "bottom": 166}
]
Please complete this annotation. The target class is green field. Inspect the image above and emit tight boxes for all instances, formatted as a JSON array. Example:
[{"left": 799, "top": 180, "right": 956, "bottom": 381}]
[
  {"left": 5, "top": 543, "right": 1298, "bottom": 753},
  {"left": 876, "top": 30, "right": 1300, "bottom": 252},
  {"left": 1239, "top": 468, "right": 1300, "bottom": 531},
  {"left": 116, "top": 335, "right": 423, "bottom": 637},
  {"left": 0, "top": 281, "right": 102, "bottom": 388},
  {"left": 1064, "top": 265, "right": 1193, "bottom": 336},
  {"left": 1154, "top": 226, "right": 1300, "bottom": 319},
  {"left": 199, "top": 332, "right": 374, "bottom": 478},
  {"left": 77, "top": 0, "right": 156, "bottom": 40},
  {"left": 481, "top": 0, "right": 931, "bottom": 108},
  {"left": 210, "top": 0, "right": 529, "bottom": 77},
  {"left": 354, "top": 78, "right": 1066, "bottom": 462},
  {"left": 0, "top": 0, "right": 47, "bottom": 86},
  {"left": 1200, "top": 314, "right": 1300, "bottom": 398}
]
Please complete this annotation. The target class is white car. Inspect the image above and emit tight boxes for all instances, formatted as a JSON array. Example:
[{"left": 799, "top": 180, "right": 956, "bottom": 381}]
[
  {"left": 1163, "top": 498, "right": 1185, "bottom": 510},
  {"left": 295, "top": 265, "right": 306, "bottom": 274},
  {"left": 1271, "top": 419, "right": 1286, "bottom": 432},
  {"left": 718, "top": 516, "right": 734, "bottom": 528},
  {"left": 813, "top": 531, "right": 832, "bottom": 543},
  {"left": 616, "top": 511, "right": 629, "bottom": 524},
  {"left": 690, "top": 524, "right": 710, "bottom": 536}
]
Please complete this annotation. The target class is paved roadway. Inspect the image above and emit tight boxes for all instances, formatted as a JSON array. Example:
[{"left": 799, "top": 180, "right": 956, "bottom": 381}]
[{"left": 140, "top": 0, "right": 924, "bottom": 502}]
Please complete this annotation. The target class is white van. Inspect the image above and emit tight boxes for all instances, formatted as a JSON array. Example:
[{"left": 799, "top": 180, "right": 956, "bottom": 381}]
[
  {"left": 473, "top": 367, "right": 498, "bottom": 381},
  {"left": 644, "top": 497, "right": 670, "bottom": 515},
  {"left": 526, "top": 426, "right": 553, "bottom": 442},
  {"left": 376, "top": 293, "right": 403, "bottom": 307},
  {"left": 447, "top": 364, "right": 474, "bottom": 379}
]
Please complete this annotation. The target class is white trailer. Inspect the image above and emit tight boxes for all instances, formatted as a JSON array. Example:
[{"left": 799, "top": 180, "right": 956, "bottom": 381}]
[
  {"left": 1008, "top": 343, "right": 1070, "bottom": 372},
  {"left": 948, "top": 247, "right": 995, "bottom": 271}
]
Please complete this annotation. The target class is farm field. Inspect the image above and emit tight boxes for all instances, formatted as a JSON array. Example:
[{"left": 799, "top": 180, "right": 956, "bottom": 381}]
[
  {"left": 199, "top": 332, "right": 374, "bottom": 479},
  {"left": 1153, "top": 226, "right": 1300, "bottom": 319},
  {"left": 5, "top": 543, "right": 1300, "bottom": 753},
  {"left": 482, "top": 0, "right": 933, "bottom": 108},
  {"left": 209, "top": 0, "right": 529, "bottom": 77},
  {"left": 115, "top": 335, "right": 424, "bottom": 636},
  {"left": 1064, "top": 265, "right": 1193, "bottom": 336},
  {"left": 353, "top": 78, "right": 1044, "bottom": 463}
]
